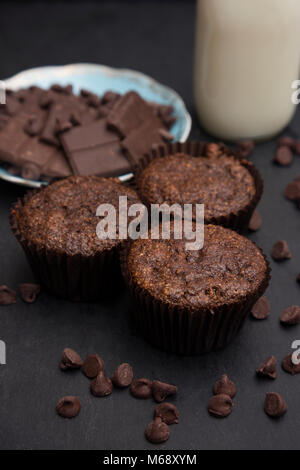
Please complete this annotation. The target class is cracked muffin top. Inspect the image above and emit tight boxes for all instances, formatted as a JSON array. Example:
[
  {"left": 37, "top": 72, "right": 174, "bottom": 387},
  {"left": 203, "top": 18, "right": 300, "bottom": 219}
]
[
  {"left": 126, "top": 224, "right": 267, "bottom": 310},
  {"left": 13, "top": 175, "right": 141, "bottom": 256},
  {"left": 136, "top": 147, "right": 256, "bottom": 221}
]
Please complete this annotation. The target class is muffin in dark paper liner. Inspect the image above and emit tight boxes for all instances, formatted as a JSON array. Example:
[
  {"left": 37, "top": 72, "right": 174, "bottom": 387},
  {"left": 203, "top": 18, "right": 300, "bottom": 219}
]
[
  {"left": 10, "top": 175, "right": 141, "bottom": 301},
  {"left": 120, "top": 223, "right": 270, "bottom": 355},
  {"left": 134, "top": 141, "right": 263, "bottom": 232}
]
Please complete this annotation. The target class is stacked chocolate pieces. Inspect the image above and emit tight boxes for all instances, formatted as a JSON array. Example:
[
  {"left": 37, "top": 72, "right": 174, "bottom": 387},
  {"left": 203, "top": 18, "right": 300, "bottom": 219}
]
[{"left": 0, "top": 85, "right": 175, "bottom": 181}]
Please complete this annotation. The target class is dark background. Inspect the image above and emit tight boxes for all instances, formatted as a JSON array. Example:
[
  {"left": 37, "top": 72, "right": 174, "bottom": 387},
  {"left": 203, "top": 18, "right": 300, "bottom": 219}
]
[{"left": 0, "top": 0, "right": 300, "bottom": 450}]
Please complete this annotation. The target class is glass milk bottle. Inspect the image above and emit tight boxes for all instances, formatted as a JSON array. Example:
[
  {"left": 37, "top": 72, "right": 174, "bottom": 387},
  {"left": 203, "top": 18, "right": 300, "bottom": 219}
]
[{"left": 194, "top": 0, "right": 300, "bottom": 141}]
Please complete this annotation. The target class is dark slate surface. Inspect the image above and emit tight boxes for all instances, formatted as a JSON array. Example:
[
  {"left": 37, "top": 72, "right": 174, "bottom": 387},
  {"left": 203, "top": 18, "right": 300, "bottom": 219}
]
[{"left": 0, "top": 0, "right": 299, "bottom": 450}]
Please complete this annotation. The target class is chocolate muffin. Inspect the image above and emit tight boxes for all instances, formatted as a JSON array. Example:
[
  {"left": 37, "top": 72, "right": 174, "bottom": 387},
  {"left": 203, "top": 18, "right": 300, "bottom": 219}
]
[
  {"left": 135, "top": 142, "right": 263, "bottom": 231},
  {"left": 121, "top": 223, "right": 270, "bottom": 354},
  {"left": 10, "top": 176, "right": 141, "bottom": 301}
]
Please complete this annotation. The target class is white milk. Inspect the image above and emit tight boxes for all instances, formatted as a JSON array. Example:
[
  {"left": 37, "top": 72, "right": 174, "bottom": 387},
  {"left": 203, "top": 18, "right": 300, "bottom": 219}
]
[{"left": 194, "top": 0, "right": 300, "bottom": 141}]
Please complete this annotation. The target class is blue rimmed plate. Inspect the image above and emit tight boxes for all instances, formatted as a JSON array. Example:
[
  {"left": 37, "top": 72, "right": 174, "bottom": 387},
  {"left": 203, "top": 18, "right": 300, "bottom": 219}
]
[{"left": 2, "top": 63, "right": 191, "bottom": 188}]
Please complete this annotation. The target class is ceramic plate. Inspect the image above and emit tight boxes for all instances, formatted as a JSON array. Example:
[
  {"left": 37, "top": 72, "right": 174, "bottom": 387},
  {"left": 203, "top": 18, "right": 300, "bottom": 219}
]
[{"left": 1, "top": 63, "right": 191, "bottom": 188}]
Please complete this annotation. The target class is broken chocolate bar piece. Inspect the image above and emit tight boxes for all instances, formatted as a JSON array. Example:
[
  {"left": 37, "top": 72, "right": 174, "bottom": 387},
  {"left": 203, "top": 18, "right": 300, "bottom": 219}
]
[
  {"left": 60, "top": 119, "right": 131, "bottom": 177},
  {"left": 0, "top": 113, "right": 71, "bottom": 178},
  {"left": 40, "top": 95, "right": 97, "bottom": 146},
  {"left": 107, "top": 91, "right": 156, "bottom": 137},
  {"left": 121, "top": 120, "right": 165, "bottom": 166}
]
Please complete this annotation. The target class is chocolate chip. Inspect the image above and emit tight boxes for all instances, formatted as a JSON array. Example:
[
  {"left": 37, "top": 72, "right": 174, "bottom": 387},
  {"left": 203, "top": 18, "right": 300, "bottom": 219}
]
[
  {"left": 213, "top": 374, "right": 237, "bottom": 398},
  {"left": 18, "top": 283, "right": 40, "bottom": 303},
  {"left": 251, "top": 296, "right": 270, "bottom": 320},
  {"left": 272, "top": 240, "right": 291, "bottom": 261},
  {"left": 23, "top": 116, "right": 42, "bottom": 136},
  {"left": 56, "top": 396, "right": 81, "bottom": 418},
  {"left": 152, "top": 380, "right": 178, "bottom": 403},
  {"left": 111, "top": 363, "right": 134, "bottom": 388},
  {"left": 248, "top": 210, "right": 262, "bottom": 231},
  {"left": 154, "top": 403, "right": 179, "bottom": 425},
  {"left": 297, "top": 273, "right": 300, "bottom": 284},
  {"left": 145, "top": 417, "right": 170, "bottom": 444},
  {"left": 158, "top": 128, "right": 174, "bottom": 142},
  {"left": 205, "top": 143, "right": 222, "bottom": 158},
  {"left": 285, "top": 181, "right": 300, "bottom": 201},
  {"left": 208, "top": 394, "right": 233, "bottom": 418},
  {"left": 21, "top": 163, "right": 41, "bottom": 181},
  {"left": 256, "top": 356, "right": 277, "bottom": 379},
  {"left": 282, "top": 353, "right": 300, "bottom": 375},
  {"left": 264, "top": 392, "right": 287, "bottom": 418},
  {"left": 82, "top": 354, "right": 104, "bottom": 378},
  {"left": 273, "top": 146, "right": 293, "bottom": 166},
  {"left": 236, "top": 140, "right": 254, "bottom": 158},
  {"left": 130, "top": 378, "right": 153, "bottom": 399},
  {"left": 90, "top": 371, "right": 113, "bottom": 397},
  {"left": 280, "top": 305, "right": 300, "bottom": 325},
  {"left": 277, "top": 136, "right": 295, "bottom": 148},
  {"left": 60, "top": 348, "right": 83, "bottom": 370},
  {"left": 0, "top": 285, "right": 17, "bottom": 305}
]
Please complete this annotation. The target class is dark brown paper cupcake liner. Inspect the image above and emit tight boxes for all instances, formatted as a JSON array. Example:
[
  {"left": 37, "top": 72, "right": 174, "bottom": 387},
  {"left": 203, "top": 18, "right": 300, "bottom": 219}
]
[
  {"left": 120, "top": 239, "right": 271, "bottom": 355},
  {"left": 9, "top": 190, "right": 122, "bottom": 301},
  {"left": 133, "top": 141, "right": 263, "bottom": 233}
]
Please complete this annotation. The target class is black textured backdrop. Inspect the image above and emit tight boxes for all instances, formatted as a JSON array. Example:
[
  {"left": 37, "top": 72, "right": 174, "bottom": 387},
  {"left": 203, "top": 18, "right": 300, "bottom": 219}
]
[{"left": 0, "top": 0, "right": 300, "bottom": 450}]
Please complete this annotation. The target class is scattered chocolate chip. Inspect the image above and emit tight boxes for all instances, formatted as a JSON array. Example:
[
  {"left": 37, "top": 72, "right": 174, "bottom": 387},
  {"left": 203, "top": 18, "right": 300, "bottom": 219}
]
[
  {"left": 264, "top": 392, "right": 287, "bottom": 418},
  {"left": 23, "top": 116, "right": 43, "bottom": 136},
  {"left": 248, "top": 210, "right": 262, "bottom": 231},
  {"left": 90, "top": 371, "right": 113, "bottom": 397},
  {"left": 0, "top": 285, "right": 17, "bottom": 305},
  {"left": 273, "top": 146, "right": 293, "bottom": 166},
  {"left": 130, "top": 378, "right": 153, "bottom": 399},
  {"left": 56, "top": 396, "right": 81, "bottom": 418},
  {"left": 208, "top": 394, "right": 233, "bottom": 418},
  {"left": 280, "top": 305, "right": 300, "bottom": 325},
  {"left": 297, "top": 273, "right": 300, "bottom": 284},
  {"left": 82, "top": 354, "right": 104, "bottom": 378},
  {"left": 272, "top": 240, "right": 291, "bottom": 261},
  {"left": 21, "top": 163, "right": 41, "bottom": 181},
  {"left": 282, "top": 353, "right": 300, "bottom": 375},
  {"left": 251, "top": 296, "right": 270, "bottom": 320},
  {"left": 18, "top": 283, "right": 40, "bottom": 303},
  {"left": 145, "top": 417, "right": 170, "bottom": 444},
  {"left": 236, "top": 140, "right": 254, "bottom": 158},
  {"left": 277, "top": 136, "right": 295, "bottom": 148},
  {"left": 154, "top": 403, "right": 179, "bottom": 425},
  {"left": 284, "top": 181, "right": 300, "bottom": 201},
  {"left": 213, "top": 374, "right": 237, "bottom": 398},
  {"left": 158, "top": 128, "right": 174, "bottom": 142},
  {"left": 152, "top": 380, "right": 178, "bottom": 403},
  {"left": 256, "top": 356, "right": 277, "bottom": 379},
  {"left": 60, "top": 348, "right": 83, "bottom": 370},
  {"left": 111, "top": 363, "right": 134, "bottom": 388}
]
